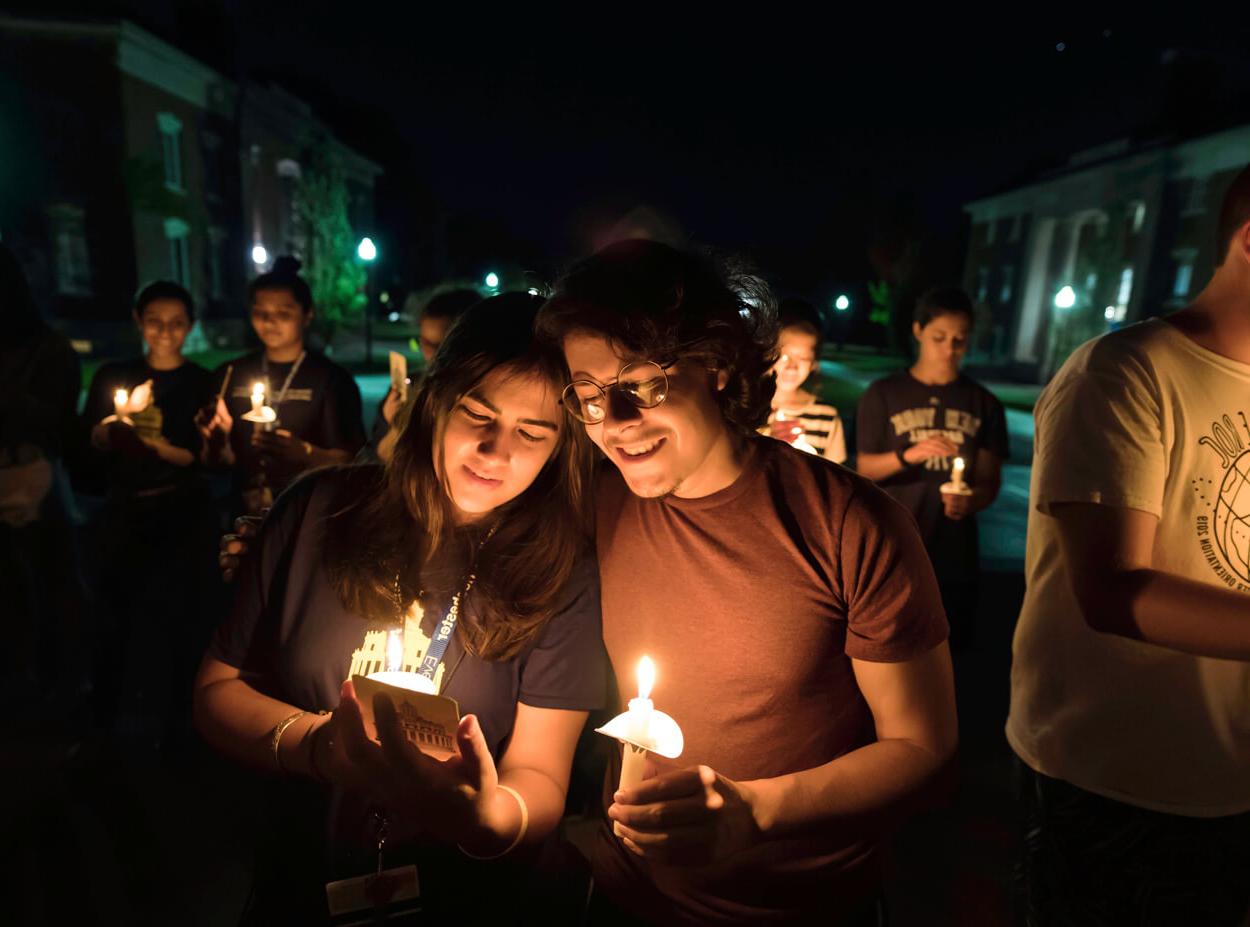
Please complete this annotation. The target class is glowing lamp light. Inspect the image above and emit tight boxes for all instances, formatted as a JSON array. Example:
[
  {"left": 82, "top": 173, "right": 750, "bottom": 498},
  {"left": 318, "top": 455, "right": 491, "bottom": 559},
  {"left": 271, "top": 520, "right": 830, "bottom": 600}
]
[
  {"left": 527, "top": 287, "right": 540, "bottom": 296},
  {"left": 1054, "top": 285, "right": 1076, "bottom": 310},
  {"left": 251, "top": 244, "right": 268, "bottom": 266},
  {"left": 1104, "top": 305, "right": 1116, "bottom": 321},
  {"left": 484, "top": 271, "right": 500, "bottom": 289},
  {"left": 357, "top": 237, "right": 378, "bottom": 262},
  {"left": 834, "top": 294, "right": 851, "bottom": 312}
]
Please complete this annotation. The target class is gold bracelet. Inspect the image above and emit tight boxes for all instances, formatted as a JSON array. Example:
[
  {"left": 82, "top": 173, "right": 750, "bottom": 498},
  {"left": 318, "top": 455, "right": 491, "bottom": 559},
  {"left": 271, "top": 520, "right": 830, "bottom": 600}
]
[
  {"left": 270, "top": 710, "right": 308, "bottom": 775},
  {"left": 458, "top": 784, "right": 529, "bottom": 860}
]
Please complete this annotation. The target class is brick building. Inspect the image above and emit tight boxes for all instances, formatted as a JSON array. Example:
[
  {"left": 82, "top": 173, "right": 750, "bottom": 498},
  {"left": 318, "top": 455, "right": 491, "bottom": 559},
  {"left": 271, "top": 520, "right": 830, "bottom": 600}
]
[{"left": 0, "top": 16, "right": 379, "bottom": 354}]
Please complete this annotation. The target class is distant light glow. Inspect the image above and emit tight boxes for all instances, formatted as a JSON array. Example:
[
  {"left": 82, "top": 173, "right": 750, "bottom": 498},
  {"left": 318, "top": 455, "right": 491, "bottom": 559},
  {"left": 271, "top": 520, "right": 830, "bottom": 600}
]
[
  {"left": 527, "top": 287, "right": 540, "bottom": 296},
  {"left": 484, "top": 272, "right": 500, "bottom": 288},
  {"left": 834, "top": 294, "right": 851, "bottom": 312},
  {"left": 357, "top": 237, "right": 377, "bottom": 262},
  {"left": 1054, "top": 285, "right": 1076, "bottom": 309},
  {"left": 1056, "top": 42, "right": 1067, "bottom": 52},
  {"left": 1104, "top": 305, "right": 1116, "bottom": 321},
  {"left": 251, "top": 244, "right": 268, "bottom": 266},
  {"left": 380, "top": 291, "right": 390, "bottom": 304},
  {"left": 388, "top": 311, "right": 400, "bottom": 322}
]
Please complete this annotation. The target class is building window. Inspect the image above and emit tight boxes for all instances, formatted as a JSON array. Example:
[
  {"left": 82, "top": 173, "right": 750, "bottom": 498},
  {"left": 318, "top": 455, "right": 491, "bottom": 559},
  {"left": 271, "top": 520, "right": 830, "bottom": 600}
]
[
  {"left": 1000, "top": 265, "right": 1015, "bottom": 304},
  {"left": 1130, "top": 201, "right": 1146, "bottom": 234},
  {"left": 165, "top": 217, "right": 191, "bottom": 287},
  {"left": 1009, "top": 215, "right": 1023, "bottom": 243},
  {"left": 985, "top": 220, "right": 996, "bottom": 246},
  {"left": 157, "top": 112, "right": 184, "bottom": 192},
  {"left": 202, "top": 130, "right": 223, "bottom": 199},
  {"left": 1173, "top": 263, "right": 1193, "bottom": 298},
  {"left": 49, "top": 204, "right": 91, "bottom": 295},
  {"left": 976, "top": 266, "right": 990, "bottom": 303}
]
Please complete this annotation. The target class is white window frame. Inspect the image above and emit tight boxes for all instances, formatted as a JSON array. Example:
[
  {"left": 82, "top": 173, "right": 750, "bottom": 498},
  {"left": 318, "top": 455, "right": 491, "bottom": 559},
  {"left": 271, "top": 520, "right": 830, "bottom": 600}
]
[
  {"left": 164, "top": 217, "right": 191, "bottom": 287},
  {"left": 157, "top": 112, "right": 184, "bottom": 193}
]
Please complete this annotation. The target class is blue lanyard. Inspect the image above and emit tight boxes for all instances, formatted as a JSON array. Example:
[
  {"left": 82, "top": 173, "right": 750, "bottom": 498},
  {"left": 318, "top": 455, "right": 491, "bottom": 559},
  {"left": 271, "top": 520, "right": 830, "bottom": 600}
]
[{"left": 418, "top": 585, "right": 470, "bottom": 683}]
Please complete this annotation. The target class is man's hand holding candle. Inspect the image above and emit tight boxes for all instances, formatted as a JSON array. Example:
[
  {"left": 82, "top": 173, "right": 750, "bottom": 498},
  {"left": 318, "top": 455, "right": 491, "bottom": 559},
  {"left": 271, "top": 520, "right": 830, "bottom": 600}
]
[
  {"left": 195, "top": 397, "right": 235, "bottom": 465},
  {"left": 608, "top": 764, "right": 762, "bottom": 866}
]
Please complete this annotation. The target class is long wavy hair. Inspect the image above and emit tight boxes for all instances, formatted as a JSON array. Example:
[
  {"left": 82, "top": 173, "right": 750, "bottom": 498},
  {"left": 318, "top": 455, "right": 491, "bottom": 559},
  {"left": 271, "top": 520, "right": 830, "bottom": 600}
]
[
  {"left": 536, "top": 238, "right": 779, "bottom": 432},
  {"left": 323, "top": 293, "right": 596, "bottom": 661}
]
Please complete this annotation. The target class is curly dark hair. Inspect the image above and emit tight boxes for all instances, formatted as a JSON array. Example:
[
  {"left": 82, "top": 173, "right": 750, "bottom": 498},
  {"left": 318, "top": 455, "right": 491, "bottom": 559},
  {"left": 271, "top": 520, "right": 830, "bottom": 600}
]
[{"left": 536, "top": 238, "right": 778, "bottom": 433}]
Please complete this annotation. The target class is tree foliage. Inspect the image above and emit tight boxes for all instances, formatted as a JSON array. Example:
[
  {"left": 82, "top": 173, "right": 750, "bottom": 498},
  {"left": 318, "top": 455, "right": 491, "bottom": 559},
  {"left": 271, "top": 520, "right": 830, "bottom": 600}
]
[{"left": 295, "top": 138, "right": 366, "bottom": 341}]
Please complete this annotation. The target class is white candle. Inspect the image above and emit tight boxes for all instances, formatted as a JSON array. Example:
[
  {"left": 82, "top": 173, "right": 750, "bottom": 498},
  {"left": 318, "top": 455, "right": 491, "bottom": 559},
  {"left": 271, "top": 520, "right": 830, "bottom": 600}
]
[
  {"left": 250, "top": 381, "right": 265, "bottom": 416},
  {"left": 113, "top": 388, "right": 128, "bottom": 418},
  {"left": 616, "top": 656, "right": 656, "bottom": 834},
  {"left": 951, "top": 456, "right": 966, "bottom": 491},
  {"left": 594, "top": 655, "right": 684, "bottom": 837}
]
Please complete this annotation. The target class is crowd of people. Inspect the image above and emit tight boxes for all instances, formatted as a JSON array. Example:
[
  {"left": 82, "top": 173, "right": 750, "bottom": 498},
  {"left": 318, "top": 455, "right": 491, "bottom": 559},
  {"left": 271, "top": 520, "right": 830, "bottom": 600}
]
[{"left": 5, "top": 164, "right": 1250, "bottom": 925}]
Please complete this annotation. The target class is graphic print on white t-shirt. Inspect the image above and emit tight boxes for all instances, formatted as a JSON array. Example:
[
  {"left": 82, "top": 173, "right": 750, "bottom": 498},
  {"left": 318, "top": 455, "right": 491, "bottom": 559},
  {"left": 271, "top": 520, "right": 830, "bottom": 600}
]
[{"left": 1194, "top": 411, "right": 1250, "bottom": 591}]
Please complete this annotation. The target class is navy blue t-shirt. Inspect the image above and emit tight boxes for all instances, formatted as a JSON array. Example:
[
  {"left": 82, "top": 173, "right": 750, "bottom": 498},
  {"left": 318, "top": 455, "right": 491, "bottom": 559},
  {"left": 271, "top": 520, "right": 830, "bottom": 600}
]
[{"left": 208, "top": 466, "right": 608, "bottom": 761}]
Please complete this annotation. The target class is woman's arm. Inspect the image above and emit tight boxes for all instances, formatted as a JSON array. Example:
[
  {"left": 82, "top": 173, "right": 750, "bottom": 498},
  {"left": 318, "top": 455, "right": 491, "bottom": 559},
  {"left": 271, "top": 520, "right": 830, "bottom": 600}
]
[{"left": 193, "top": 656, "right": 325, "bottom": 777}]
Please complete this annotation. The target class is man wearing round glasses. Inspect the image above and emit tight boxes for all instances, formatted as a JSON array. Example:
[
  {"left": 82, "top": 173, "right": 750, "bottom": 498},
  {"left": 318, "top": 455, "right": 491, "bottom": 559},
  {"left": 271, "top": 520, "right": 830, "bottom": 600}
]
[{"left": 538, "top": 239, "right": 956, "bottom": 926}]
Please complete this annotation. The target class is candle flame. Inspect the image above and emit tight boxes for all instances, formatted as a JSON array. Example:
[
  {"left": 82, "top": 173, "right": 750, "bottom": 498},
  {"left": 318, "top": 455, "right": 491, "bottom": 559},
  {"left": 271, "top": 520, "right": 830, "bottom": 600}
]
[
  {"left": 251, "top": 381, "right": 265, "bottom": 401},
  {"left": 953, "top": 456, "right": 965, "bottom": 470},
  {"left": 385, "top": 628, "right": 404, "bottom": 673},
  {"left": 114, "top": 388, "right": 128, "bottom": 407},
  {"left": 636, "top": 655, "right": 655, "bottom": 700}
]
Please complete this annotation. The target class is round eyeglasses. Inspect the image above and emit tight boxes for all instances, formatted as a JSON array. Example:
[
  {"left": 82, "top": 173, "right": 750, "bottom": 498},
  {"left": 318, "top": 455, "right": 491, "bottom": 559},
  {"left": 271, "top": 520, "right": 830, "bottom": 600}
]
[{"left": 561, "top": 361, "right": 670, "bottom": 424}]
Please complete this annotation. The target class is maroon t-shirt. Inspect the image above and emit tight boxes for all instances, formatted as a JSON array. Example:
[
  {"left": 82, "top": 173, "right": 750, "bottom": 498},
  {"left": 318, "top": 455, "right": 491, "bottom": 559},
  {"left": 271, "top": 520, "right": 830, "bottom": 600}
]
[{"left": 592, "top": 437, "right": 948, "bottom": 925}]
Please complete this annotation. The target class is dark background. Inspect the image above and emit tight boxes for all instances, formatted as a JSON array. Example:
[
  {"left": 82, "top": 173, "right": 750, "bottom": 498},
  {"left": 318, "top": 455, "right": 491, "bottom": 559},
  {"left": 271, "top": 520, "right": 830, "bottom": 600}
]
[{"left": 9, "top": 5, "right": 1250, "bottom": 295}]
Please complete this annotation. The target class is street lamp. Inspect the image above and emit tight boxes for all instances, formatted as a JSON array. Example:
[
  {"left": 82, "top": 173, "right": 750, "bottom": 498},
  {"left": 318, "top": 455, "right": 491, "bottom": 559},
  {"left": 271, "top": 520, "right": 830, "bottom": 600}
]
[
  {"left": 834, "top": 294, "right": 851, "bottom": 312},
  {"left": 484, "top": 271, "right": 500, "bottom": 289},
  {"left": 251, "top": 244, "right": 268, "bottom": 267},
  {"left": 1054, "top": 285, "right": 1076, "bottom": 309},
  {"left": 358, "top": 237, "right": 378, "bottom": 366}
]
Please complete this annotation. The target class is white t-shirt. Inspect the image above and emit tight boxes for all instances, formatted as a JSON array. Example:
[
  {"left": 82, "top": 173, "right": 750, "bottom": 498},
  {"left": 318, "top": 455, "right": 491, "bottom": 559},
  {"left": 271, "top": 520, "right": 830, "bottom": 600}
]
[{"left": 1007, "top": 318, "right": 1250, "bottom": 817}]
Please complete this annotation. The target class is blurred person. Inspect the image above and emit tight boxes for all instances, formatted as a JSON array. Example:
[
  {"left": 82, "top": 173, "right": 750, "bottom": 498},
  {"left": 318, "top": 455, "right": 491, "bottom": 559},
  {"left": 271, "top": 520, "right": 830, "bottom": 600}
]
[
  {"left": 81, "top": 280, "right": 217, "bottom": 745},
  {"left": 760, "top": 298, "right": 847, "bottom": 463},
  {"left": 194, "top": 294, "right": 606, "bottom": 923},
  {"left": 537, "top": 240, "right": 956, "bottom": 926},
  {"left": 855, "top": 287, "right": 1007, "bottom": 647},
  {"left": 196, "top": 257, "right": 365, "bottom": 514},
  {"left": 370, "top": 287, "right": 481, "bottom": 463},
  {"left": 1008, "top": 164, "right": 1250, "bottom": 924},
  {"left": 0, "top": 243, "right": 84, "bottom": 705}
]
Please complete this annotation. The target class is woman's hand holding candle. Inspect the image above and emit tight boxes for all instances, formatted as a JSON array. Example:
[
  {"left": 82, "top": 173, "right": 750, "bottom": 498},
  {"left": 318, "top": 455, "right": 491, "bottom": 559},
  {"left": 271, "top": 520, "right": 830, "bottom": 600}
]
[
  {"left": 608, "top": 764, "right": 762, "bottom": 866},
  {"left": 324, "top": 678, "right": 523, "bottom": 854}
]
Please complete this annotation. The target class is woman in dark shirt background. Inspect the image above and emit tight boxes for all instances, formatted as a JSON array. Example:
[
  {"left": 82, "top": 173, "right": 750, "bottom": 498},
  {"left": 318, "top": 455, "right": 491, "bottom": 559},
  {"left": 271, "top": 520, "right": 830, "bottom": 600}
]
[
  {"left": 196, "top": 256, "right": 365, "bottom": 515},
  {"left": 81, "top": 280, "right": 217, "bottom": 746},
  {"left": 194, "top": 294, "right": 606, "bottom": 922}
]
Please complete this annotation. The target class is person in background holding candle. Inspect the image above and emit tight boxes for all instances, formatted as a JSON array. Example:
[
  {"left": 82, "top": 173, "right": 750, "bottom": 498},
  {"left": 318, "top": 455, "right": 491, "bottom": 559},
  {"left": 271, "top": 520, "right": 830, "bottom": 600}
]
[
  {"left": 194, "top": 294, "right": 607, "bottom": 922},
  {"left": 760, "top": 298, "right": 847, "bottom": 463},
  {"left": 1008, "top": 163, "right": 1250, "bottom": 925},
  {"left": 80, "top": 280, "right": 218, "bottom": 747},
  {"left": 537, "top": 240, "right": 957, "bottom": 926},
  {"left": 367, "top": 288, "right": 482, "bottom": 464},
  {"left": 855, "top": 286, "right": 1008, "bottom": 649},
  {"left": 195, "top": 256, "right": 365, "bottom": 515}
]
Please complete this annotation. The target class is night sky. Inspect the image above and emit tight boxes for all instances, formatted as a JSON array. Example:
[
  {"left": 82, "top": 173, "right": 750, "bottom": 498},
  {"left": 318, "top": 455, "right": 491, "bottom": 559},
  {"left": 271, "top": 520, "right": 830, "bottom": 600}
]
[{"left": 15, "top": 5, "right": 1250, "bottom": 295}]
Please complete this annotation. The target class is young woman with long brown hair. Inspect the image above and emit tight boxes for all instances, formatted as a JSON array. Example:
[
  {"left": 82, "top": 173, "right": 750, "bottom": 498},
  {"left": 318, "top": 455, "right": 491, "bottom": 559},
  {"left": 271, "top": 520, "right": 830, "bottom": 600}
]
[{"left": 193, "top": 293, "right": 606, "bottom": 922}]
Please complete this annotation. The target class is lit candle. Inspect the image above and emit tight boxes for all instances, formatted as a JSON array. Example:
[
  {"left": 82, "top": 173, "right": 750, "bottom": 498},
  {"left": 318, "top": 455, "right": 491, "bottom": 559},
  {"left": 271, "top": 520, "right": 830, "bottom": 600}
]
[
  {"left": 596, "top": 655, "right": 684, "bottom": 837},
  {"left": 951, "top": 456, "right": 966, "bottom": 491},
  {"left": 114, "top": 388, "right": 128, "bottom": 417},
  {"left": 365, "top": 627, "right": 436, "bottom": 695},
  {"left": 242, "top": 380, "right": 277, "bottom": 424}
]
